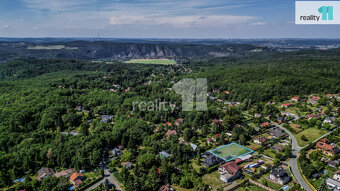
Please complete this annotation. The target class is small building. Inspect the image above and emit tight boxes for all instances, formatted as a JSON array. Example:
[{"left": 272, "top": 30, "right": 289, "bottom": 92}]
[
  {"left": 268, "top": 127, "right": 286, "bottom": 138},
  {"left": 69, "top": 172, "right": 84, "bottom": 187},
  {"left": 122, "top": 162, "right": 133, "bottom": 169},
  {"left": 165, "top": 130, "right": 177, "bottom": 138},
  {"left": 272, "top": 144, "right": 285, "bottom": 152},
  {"left": 325, "top": 178, "right": 340, "bottom": 191},
  {"left": 328, "top": 160, "right": 339, "bottom": 168},
  {"left": 37, "top": 167, "right": 55, "bottom": 181},
  {"left": 316, "top": 138, "right": 339, "bottom": 157},
  {"left": 291, "top": 97, "right": 299, "bottom": 102},
  {"left": 54, "top": 169, "right": 75, "bottom": 178},
  {"left": 174, "top": 118, "right": 183, "bottom": 126},
  {"left": 305, "top": 114, "right": 320, "bottom": 120},
  {"left": 100, "top": 115, "right": 114, "bottom": 123},
  {"left": 254, "top": 136, "right": 267, "bottom": 145},
  {"left": 218, "top": 161, "right": 242, "bottom": 183},
  {"left": 159, "top": 184, "right": 174, "bottom": 191},
  {"left": 282, "top": 103, "right": 291, "bottom": 108},
  {"left": 324, "top": 117, "right": 335, "bottom": 124},
  {"left": 334, "top": 171, "right": 340, "bottom": 182},
  {"left": 110, "top": 148, "right": 123, "bottom": 157},
  {"left": 204, "top": 155, "right": 223, "bottom": 167},
  {"left": 261, "top": 122, "right": 271, "bottom": 128},
  {"left": 159, "top": 151, "right": 171, "bottom": 159},
  {"left": 189, "top": 143, "right": 198, "bottom": 151},
  {"left": 269, "top": 168, "right": 291, "bottom": 185}
]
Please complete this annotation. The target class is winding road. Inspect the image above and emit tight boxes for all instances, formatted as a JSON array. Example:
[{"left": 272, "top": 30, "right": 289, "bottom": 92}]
[{"left": 279, "top": 126, "right": 314, "bottom": 191}]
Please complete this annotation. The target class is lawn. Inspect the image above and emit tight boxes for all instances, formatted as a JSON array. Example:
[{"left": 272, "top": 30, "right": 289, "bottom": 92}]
[
  {"left": 202, "top": 171, "right": 228, "bottom": 190},
  {"left": 171, "top": 185, "right": 193, "bottom": 191},
  {"left": 125, "top": 59, "right": 176, "bottom": 65},
  {"left": 294, "top": 128, "right": 328, "bottom": 147}
]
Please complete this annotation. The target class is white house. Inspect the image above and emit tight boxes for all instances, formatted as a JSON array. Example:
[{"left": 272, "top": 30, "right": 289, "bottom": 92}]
[{"left": 334, "top": 171, "right": 340, "bottom": 182}]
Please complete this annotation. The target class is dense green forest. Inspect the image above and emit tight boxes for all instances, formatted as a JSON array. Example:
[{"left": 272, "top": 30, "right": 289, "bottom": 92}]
[{"left": 0, "top": 49, "right": 339, "bottom": 190}]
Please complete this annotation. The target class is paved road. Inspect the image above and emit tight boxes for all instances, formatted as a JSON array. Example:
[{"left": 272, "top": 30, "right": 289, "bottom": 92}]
[
  {"left": 279, "top": 126, "right": 313, "bottom": 191},
  {"left": 85, "top": 167, "right": 122, "bottom": 191}
]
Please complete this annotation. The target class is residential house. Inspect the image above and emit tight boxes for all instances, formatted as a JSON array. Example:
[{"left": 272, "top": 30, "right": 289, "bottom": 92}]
[
  {"left": 159, "top": 184, "right": 174, "bottom": 191},
  {"left": 37, "top": 167, "right": 55, "bottom": 181},
  {"left": 122, "top": 162, "right": 133, "bottom": 169},
  {"left": 268, "top": 127, "right": 286, "bottom": 138},
  {"left": 291, "top": 97, "right": 299, "bottom": 102},
  {"left": 327, "top": 94, "right": 334, "bottom": 99},
  {"left": 159, "top": 151, "right": 171, "bottom": 159},
  {"left": 272, "top": 144, "right": 285, "bottom": 152},
  {"left": 174, "top": 118, "right": 183, "bottom": 126},
  {"left": 204, "top": 155, "right": 223, "bottom": 167},
  {"left": 316, "top": 138, "right": 340, "bottom": 157},
  {"left": 324, "top": 117, "right": 335, "bottom": 124},
  {"left": 211, "top": 119, "right": 223, "bottom": 127},
  {"left": 269, "top": 168, "right": 291, "bottom": 185},
  {"left": 54, "top": 169, "right": 75, "bottom": 178},
  {"left": 189, "top": 143, "right": 198, "bottom": 151},
  {"left": 163, "top": 122, "right": 172, "bottom": 127},
  {"left": 282, "top": 103, "right": 291, "bottom": 108},
  {"left": 328, "top": 160, "right": 339, "bottom": 168},
  {"left": 254, "top": 113, "right": 261, "bottom": 118},
  {"left": 100, "top": 115, "right": 114, "bottom": 123},
  {"left": 165, "top": 130, "right": 177, "bottom": 138},
  {"left": 325, "top": 178, "right": 340, "bottom": 191},
  {"left": 218, "top": 161, "right": 242, "bottom": 183},
  {"left": 207, "top": 138, "right": 215, "bottom": 144},
  {"left": 110, "top": 148, "right": 123, "bottom": 157},
  {"left": 334, "top": 171, "right": 340, "bottom": 182},
  {"left": 261, "top": 122, "right": 271, "bottom": 128},
  {"left": 70, "top": 172, "right": 84, "bottom": 188},
  {"left": 75, "top": 106, "right": 84, "bottom": 111},
  {"left": 305, "top": 114, "right": 320, "bottom": 120},
  {"left": 254, "top": 136, "right": 267, "bottom": 145}
]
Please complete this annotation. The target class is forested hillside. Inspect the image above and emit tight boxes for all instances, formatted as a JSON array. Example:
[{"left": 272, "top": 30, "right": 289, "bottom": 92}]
[{"left": 0, "top": 49, "right": 339, "bottom": 190}]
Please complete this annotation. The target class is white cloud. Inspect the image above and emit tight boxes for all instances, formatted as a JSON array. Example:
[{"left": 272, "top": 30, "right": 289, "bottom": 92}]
[
  {"left": 250, "top": 21, "right": 266, "bottom": 26},
  {"left": 2, "top": 25, "right": 9, "bottom": 28},
  {"left": 110, "top": 15, "right": 255, "bottom": 27}
]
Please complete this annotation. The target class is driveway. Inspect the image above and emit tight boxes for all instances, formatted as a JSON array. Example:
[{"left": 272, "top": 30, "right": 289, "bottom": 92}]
[{"left": 85, "top": 167, "right": 122, "bottom": 191}]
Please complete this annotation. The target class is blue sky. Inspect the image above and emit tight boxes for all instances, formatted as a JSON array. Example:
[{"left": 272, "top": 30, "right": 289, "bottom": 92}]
[{"left": 0, "top": 0, "right": 339, "bottom": 38}]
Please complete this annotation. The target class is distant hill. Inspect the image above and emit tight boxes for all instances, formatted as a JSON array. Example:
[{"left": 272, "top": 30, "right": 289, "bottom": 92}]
[{"left": 0, "top": 41, "right": 271, "bottom": 62}]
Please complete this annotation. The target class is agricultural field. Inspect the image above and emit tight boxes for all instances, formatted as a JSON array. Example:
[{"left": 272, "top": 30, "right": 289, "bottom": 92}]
[{"left": 125, "top": 59, "right": 176, "bottom": 65}]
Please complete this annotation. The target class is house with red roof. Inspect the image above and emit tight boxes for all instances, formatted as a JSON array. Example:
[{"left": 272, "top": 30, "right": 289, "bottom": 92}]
[
  {"left": 218, "top": 161, "right": 242, "bottom": 183},
  {"left": 282, "top": 103, "right": 291, "bottom": 108},
  {"left": 261, "top": 122, "right": 271, "bottom": 128},
  {"left": 211, "top": 119, "right": 223, "bottom": 127},
  {"left": 291, "top": 97, "right": 299, "bottom": 102},
  {"left": 174, "top": 118, "right": 183, "bottom": 126},
  {"left": 163, "top": 122, "right": 172, "bottom": 127},
  {"left": 165, "top": 130, "right": 177, "bottom": 138},
  {"left": 69, "top": 172, "right": 84, "bottom": 188},
  {"left": 316, "top": 138, "right": 339, "bottom": 157}
]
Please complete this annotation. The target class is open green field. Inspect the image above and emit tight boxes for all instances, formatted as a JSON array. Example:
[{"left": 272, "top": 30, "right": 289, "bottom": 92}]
[
  {"left": 295, "top": 127, "right": 328, "bottom": 147},
  {"left": 210, "top": 143, "right": 253, "bottom": 161},
  {"left": 125, "top": 59, "right": 176, "bottom": 65}
]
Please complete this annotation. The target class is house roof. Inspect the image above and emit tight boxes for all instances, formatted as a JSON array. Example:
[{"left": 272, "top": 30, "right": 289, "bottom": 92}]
[
  {"left": 272, "top": 144, "right": 285, "bottom": 151},
  {"left": 261, "top": 122, "right": 271, "bottom": 127},
  {"left": 55, "top": 169, "right": 75, "bottom": 178},
  {"left": 326, "top": 178, "right": 340, "bottom": 187},
  {"left": 271, "top": 168, "right": 287, "bottom": 177},
  {"left": 74, "top": 179, "right": 82, "bottom": 187},
  {"left": 37, "top": 168, "right": 55, "bottom": 178},
  {"left": 316, "top": 139, "right": 339, "bottom": 154},
  {"left": 282, "top": 103, "right": 291, "bottom": 107},
  {"left": 255, "top": 136, "right": 267, "bottom": 143},
  {"left": 220, "top": 161, "right": 240, "bottom": 176},
  {"left": 159, "top": 151, "right": 171, "bottom": 158},
  {"left": 165, "top": 130, "right": 177, "bottom": 137},
  {"left": 70, "top": 172, "right": 84, "bottom": 181}
]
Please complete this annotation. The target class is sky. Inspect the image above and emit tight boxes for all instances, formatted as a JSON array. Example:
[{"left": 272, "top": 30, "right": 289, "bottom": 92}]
[{"left": 0, "top": 0, "right": 340, "bottom": 38}]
